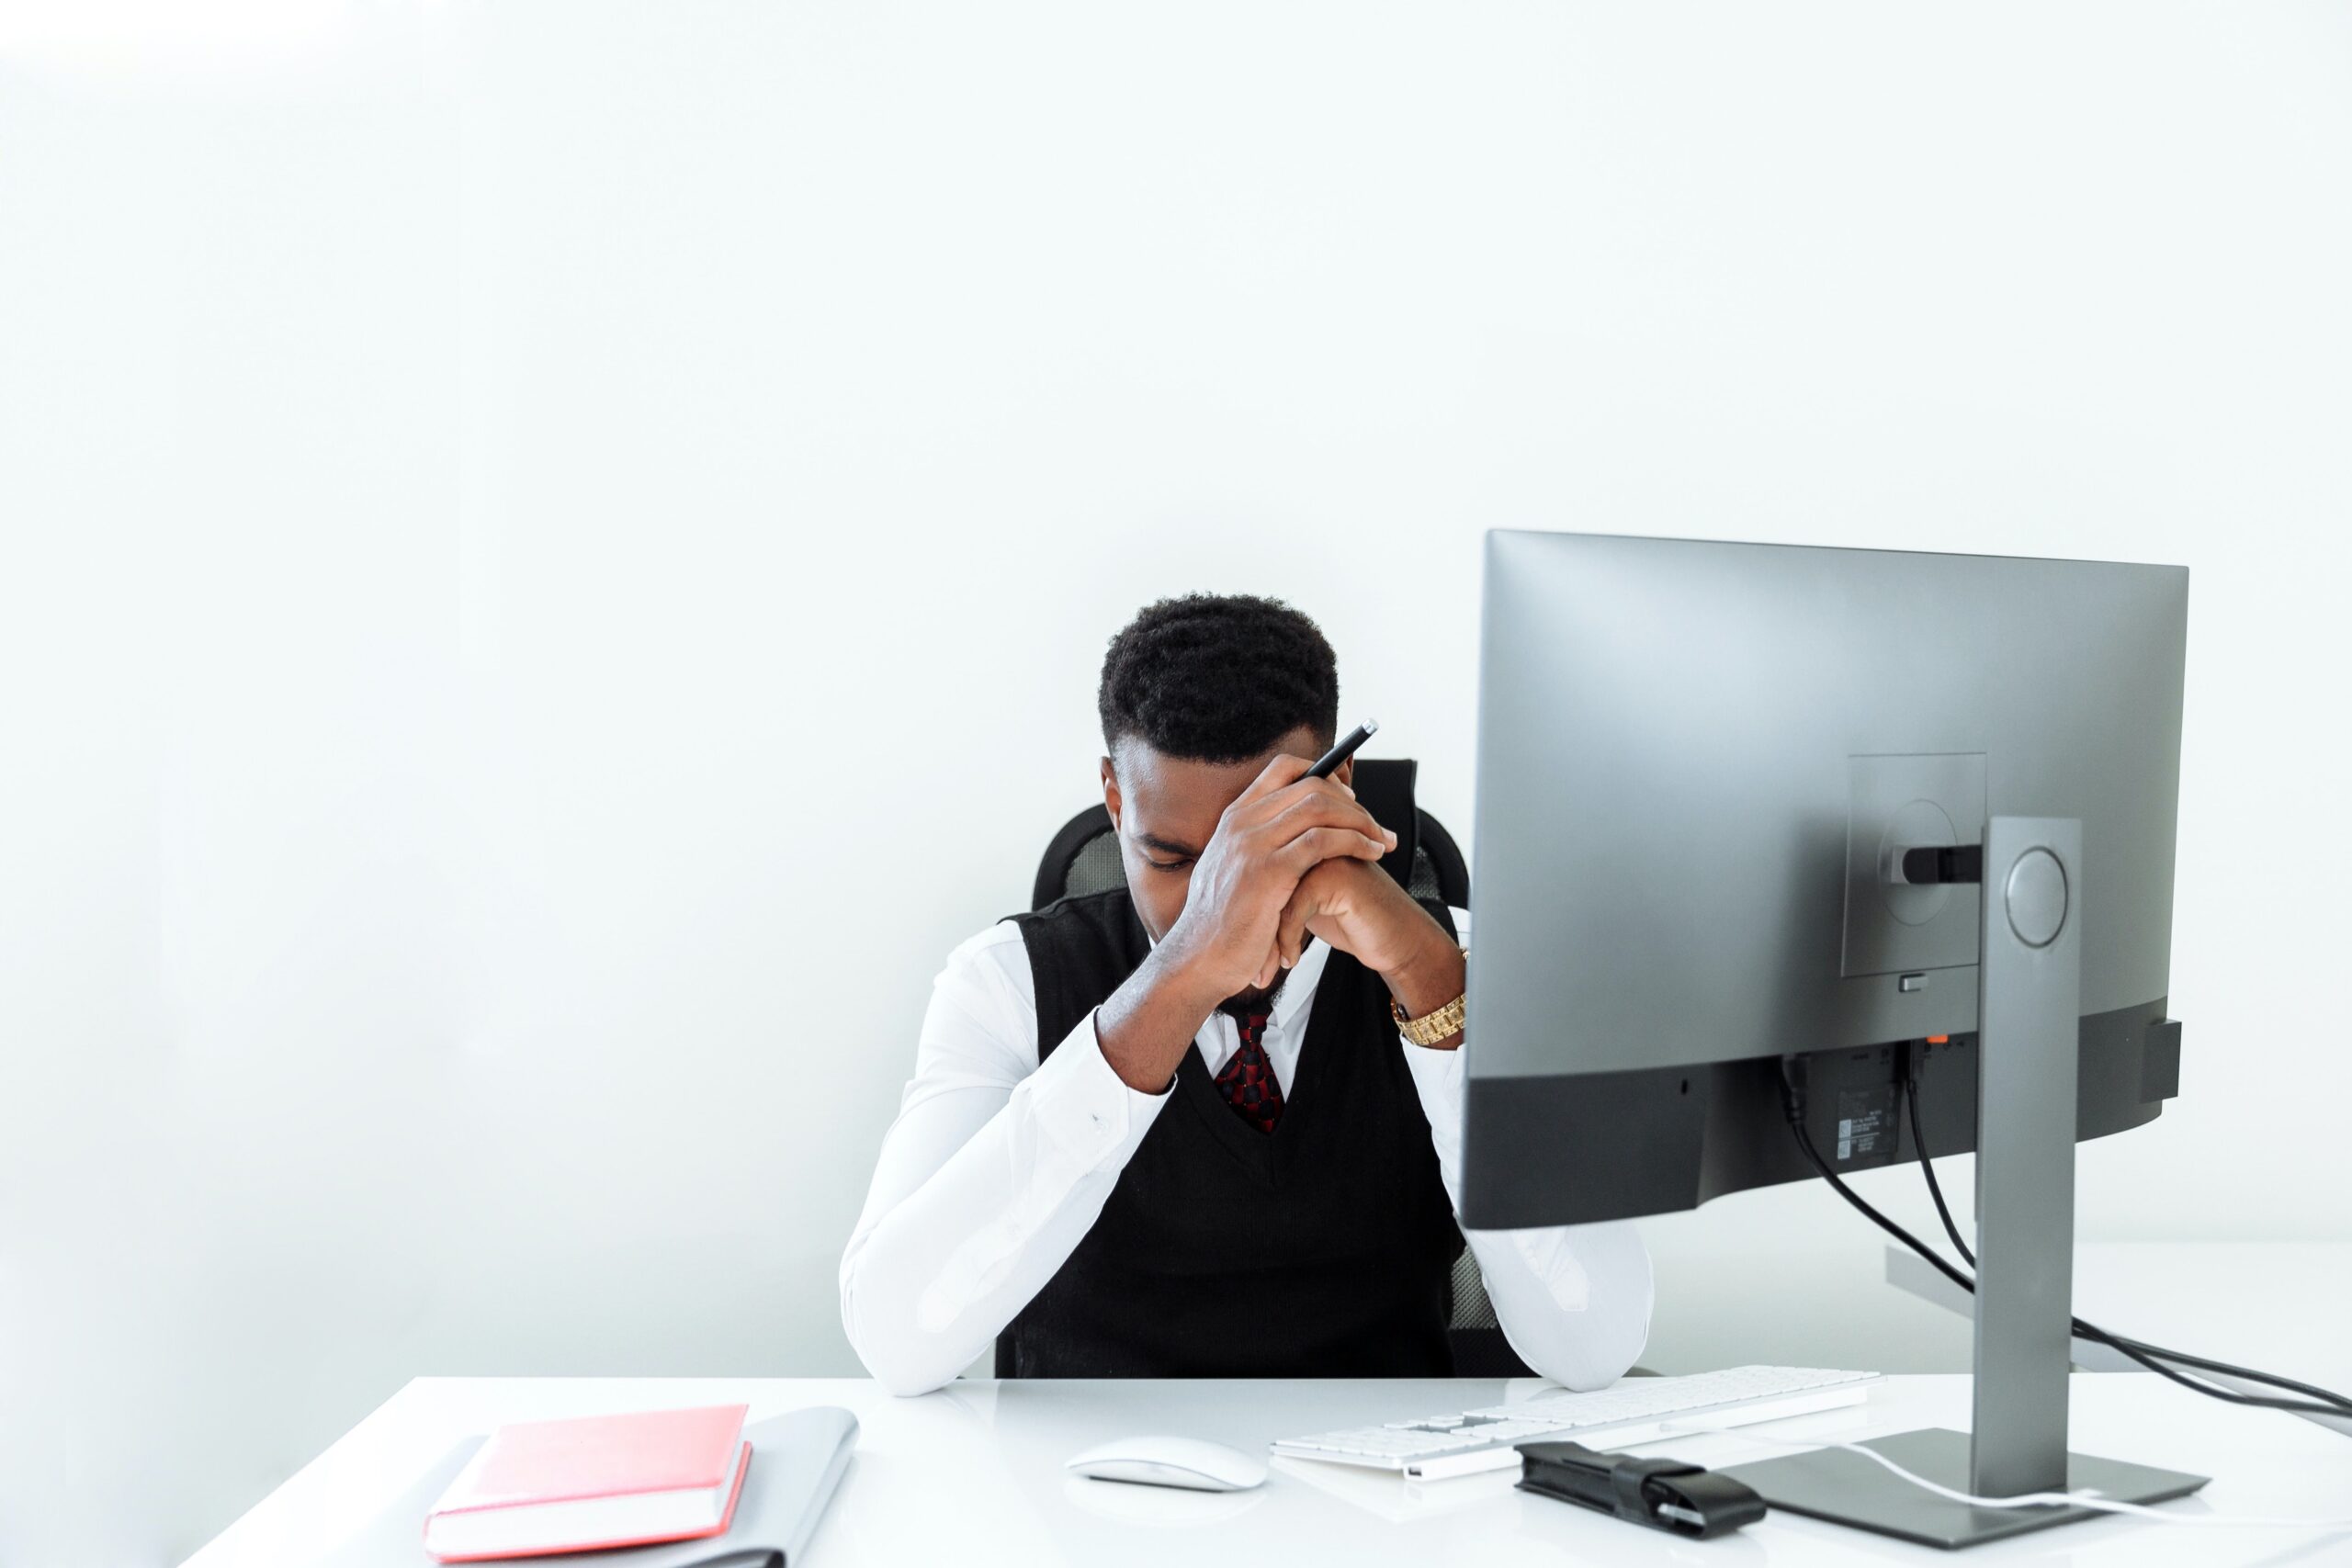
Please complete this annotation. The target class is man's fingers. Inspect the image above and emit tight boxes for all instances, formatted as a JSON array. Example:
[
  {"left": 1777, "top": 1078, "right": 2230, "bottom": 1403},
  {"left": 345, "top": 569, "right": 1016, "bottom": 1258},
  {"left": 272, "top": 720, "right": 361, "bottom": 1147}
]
[
  {"left": 1273, "top": 826, "right": 1391, "bottom": 875},
  {"left": 1275, "top": 893, "right": 1317, "bottom": 971},
  {"left": 1233, "top": 751, "right": 1312, "bottom": 808},
  {"left": 1260, "top": 784, "right": 1396, "bottom": 852},
  {"left": 1233, "top": 763, "right": 1355, "bottom": 829}
]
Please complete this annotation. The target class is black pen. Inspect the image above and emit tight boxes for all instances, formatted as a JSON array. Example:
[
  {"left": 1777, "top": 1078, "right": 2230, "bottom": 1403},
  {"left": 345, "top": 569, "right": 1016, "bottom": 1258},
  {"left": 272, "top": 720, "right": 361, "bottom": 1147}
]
[{"left": 1307, "top": 718, "right": 1378, "bottom": 778}]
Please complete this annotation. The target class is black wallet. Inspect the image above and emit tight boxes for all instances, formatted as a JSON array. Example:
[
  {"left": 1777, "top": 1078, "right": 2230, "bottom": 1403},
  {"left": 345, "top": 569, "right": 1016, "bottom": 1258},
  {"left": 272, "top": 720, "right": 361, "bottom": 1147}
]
[{"left": 1516, "top": 1440, "right": 1767, "bottom": 1540}]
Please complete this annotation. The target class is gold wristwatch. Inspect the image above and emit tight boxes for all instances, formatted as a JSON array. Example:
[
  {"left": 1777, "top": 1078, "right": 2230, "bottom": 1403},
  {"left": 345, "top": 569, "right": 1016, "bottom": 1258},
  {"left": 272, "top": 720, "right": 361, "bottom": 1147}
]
[{"left": 1391, "top": 988, "right": 1467, "bottom": 1047}]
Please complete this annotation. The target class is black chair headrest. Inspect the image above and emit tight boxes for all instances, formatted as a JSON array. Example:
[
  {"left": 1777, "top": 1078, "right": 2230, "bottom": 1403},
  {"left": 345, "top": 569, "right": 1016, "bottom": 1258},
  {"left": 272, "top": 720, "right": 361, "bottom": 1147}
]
[{"left": 1347, "top": 757, "right": 1420, "bottom": 892}]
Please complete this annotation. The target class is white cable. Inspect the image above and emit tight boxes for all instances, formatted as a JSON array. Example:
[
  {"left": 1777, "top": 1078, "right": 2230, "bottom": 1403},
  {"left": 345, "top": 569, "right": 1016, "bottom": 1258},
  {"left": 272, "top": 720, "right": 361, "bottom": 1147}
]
[{"left": 1671, "top": 1424, "right": 2352, "bottom": 1531}]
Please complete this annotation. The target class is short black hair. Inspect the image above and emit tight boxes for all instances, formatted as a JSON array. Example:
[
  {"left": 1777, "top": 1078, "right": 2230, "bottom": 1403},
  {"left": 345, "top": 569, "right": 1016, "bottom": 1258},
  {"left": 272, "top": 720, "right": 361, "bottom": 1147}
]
[{"left": 1098, "top": 593, "right": 1340, "bottom": 765}]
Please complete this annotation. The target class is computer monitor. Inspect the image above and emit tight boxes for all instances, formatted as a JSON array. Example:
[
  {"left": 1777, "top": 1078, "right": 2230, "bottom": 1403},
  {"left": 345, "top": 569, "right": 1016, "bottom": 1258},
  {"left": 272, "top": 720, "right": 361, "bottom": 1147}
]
[{"left": 1458, "top": 530, "right": 2199, "bottom": 1547}]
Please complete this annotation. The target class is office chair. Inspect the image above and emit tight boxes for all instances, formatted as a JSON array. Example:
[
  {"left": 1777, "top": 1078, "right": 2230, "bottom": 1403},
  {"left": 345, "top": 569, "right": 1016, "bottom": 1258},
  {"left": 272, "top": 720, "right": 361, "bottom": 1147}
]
[{"left": 1022, "top": 758, "right": 1532, "bottom": 1378}]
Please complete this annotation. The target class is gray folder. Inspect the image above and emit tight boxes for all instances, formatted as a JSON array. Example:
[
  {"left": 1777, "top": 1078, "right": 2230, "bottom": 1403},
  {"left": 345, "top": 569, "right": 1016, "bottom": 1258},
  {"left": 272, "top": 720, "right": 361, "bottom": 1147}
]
[{"left": 330, "top": 1406, "right": 858, "bottom": 1568}]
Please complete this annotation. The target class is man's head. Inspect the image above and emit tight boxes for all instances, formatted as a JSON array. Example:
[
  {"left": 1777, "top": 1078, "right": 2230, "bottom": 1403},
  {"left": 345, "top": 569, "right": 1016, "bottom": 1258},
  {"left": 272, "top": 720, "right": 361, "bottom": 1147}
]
[{"left": 1096, "top": 593, "right": 1347, "bottom": 967}]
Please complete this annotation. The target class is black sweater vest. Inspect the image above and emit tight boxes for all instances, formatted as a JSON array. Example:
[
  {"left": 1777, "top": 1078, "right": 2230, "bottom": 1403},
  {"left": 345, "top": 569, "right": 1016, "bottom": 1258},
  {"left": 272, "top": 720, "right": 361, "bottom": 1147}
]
[{"left": 996, "top": 887, "right": 1464, "bottom": 1378}]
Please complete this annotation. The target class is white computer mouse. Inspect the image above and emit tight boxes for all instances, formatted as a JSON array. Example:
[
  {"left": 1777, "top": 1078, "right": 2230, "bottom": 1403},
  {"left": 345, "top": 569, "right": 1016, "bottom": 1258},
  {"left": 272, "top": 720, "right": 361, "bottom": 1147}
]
[{"left": 1065, "top": 1434, "right": 1270, "bottom": 1492}]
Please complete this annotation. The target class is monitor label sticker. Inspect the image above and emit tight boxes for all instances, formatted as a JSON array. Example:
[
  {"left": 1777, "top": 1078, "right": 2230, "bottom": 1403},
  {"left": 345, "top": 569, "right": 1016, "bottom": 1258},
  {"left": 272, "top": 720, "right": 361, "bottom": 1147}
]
[{"left": 1834, "top": 1086, "right": 1897, "bottom": 1166}]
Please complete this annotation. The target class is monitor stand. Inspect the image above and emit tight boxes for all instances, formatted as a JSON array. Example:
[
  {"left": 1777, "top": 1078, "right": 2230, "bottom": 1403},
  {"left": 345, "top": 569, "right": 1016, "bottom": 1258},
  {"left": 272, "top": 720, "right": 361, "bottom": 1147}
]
[{"left": 1717, "top": 817, "right": 2208, "bottom": 1549}]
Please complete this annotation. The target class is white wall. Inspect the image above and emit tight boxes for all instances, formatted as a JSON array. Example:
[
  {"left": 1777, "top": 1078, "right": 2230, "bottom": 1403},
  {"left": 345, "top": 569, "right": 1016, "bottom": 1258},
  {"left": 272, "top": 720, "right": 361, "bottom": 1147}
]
[{"left": 3, "top": 3, "right": 2348, "bottom": 1560}]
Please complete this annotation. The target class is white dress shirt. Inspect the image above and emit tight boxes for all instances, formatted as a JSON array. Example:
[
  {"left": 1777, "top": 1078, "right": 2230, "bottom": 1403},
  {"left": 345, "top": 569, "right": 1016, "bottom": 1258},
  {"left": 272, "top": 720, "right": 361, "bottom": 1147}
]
[{"left": 839, "top": 907, "right": 1654, "bottom": 1397}]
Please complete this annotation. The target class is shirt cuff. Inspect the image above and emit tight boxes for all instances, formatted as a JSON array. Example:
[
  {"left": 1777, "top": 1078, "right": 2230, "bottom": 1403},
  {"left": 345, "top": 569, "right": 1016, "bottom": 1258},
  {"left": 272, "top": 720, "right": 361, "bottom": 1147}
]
[
  {"left": 1399, "top": 1036, "right": 1467, "bottom": 1157},
  {"left": 1023, "top": 1008, "right": 1172, "bottom": 1173}
]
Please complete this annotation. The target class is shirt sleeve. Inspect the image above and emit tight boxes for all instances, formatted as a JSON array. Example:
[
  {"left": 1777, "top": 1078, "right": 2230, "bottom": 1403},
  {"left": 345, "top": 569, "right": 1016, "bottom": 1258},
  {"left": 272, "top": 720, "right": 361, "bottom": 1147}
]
[
  {"left": 838, "top": 922, "right": 1171, "bottom": 1396},
  {"left": 1398, "top": 907, "right": 1657, "bottom": 1390}
]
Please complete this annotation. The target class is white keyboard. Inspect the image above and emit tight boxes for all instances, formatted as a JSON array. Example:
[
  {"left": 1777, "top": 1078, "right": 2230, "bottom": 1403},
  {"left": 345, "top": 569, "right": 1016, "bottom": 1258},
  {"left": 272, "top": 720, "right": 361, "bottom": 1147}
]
[{"left": 1272, "top": 1364, "right": 1882, "bottom": 1481}]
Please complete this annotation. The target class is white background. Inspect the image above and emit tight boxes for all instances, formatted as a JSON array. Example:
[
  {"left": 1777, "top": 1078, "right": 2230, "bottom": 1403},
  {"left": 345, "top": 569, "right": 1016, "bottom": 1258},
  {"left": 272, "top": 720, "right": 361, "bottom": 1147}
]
[{"left": 4, "top": 3, "right": 2348, "bottom": 1561}]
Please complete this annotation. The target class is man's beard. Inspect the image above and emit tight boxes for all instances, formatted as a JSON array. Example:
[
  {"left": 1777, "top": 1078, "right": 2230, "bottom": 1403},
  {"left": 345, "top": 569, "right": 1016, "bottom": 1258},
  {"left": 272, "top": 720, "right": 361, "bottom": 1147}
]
[{"left": 1219, "top": 964, "right": 1295, "bottom": 1019}]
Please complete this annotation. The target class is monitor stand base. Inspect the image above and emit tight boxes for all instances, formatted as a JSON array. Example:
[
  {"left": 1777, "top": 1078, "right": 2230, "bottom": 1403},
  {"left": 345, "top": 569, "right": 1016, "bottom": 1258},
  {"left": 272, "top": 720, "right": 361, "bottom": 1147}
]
[{"left": 1720, "top": 1427, "right": 2207, "bottom": 1550}]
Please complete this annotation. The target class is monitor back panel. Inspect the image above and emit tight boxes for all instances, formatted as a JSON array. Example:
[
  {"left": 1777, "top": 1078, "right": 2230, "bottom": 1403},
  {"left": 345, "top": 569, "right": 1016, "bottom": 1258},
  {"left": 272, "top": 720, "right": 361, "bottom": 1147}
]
[{"left": 1459, "top": 533, "right": 2187, "bottom": 1225}]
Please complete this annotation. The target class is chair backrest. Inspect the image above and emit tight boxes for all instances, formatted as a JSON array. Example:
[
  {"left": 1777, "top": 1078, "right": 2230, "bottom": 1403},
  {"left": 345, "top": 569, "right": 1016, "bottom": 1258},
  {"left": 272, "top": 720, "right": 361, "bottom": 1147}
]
[{"left": 1022, "top": 758, "right": 1526, "bottom": 1377}]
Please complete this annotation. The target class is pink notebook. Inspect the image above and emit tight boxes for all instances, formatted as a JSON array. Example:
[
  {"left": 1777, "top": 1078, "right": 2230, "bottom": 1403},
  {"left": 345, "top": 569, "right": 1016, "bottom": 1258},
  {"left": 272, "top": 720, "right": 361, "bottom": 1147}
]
[{"left": 424, "top": 1404, "right": 752, "bottom": 1562}]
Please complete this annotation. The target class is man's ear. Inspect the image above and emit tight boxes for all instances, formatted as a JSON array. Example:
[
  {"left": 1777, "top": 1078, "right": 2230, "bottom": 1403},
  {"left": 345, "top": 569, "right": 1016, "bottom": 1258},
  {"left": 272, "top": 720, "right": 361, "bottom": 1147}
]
[
  {"left": 1100, "top": 755, "right": 1122, "bottom": 829},
  {"left": 1334, "top": 756, "right": 1354, "bottom": 791}
]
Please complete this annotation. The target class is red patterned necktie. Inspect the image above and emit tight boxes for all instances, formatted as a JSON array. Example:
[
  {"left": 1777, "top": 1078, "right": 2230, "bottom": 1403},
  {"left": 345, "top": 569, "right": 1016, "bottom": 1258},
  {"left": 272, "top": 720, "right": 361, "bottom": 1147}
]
[{"left": 1213, "top": 1010, "right": 1284, "bottom": 1133}]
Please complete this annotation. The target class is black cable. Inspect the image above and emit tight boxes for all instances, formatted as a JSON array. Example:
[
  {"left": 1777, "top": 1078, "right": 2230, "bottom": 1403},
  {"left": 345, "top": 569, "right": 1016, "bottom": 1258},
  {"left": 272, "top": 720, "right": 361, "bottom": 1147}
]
[
  {"left": 1777, "top": 1055, "right": 2352, "bottom": 1419},
  {"left": 1895, "top": 1063, "right": 2352, "bottom": 1413},
  {"left": 2098, "top": 1333, "right": 2352, "bottom": 1413},
  {"left": 1902, "top": 1054, "right": 2352, "bottom": 1407},
  {"left": 1901, "top": 1068, "right": 1976, "bottom": 1269},
  {"left": 1785, "top": 1112, "right": 2346, "bottom": 1416},
  {"left": 1897, "top": 1060, "right": 2352, "bottom": 1414}
]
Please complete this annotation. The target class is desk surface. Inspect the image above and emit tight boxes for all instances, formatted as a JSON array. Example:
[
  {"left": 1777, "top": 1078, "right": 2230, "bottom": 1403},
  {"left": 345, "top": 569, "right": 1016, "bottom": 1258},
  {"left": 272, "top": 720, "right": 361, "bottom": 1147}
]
[{"left": 189, "top": 1369, "right": 2352, "bottom": 1568}]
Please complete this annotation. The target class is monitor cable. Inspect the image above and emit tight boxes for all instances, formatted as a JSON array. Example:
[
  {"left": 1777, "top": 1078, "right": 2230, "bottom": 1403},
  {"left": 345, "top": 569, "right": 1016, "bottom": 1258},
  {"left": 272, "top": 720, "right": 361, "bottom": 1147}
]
[
  {"left": 1776, "top": 1054, "right": 2352, "bottom": 1419},
  {"left": 1896, "top": 1054, "right": 2352, "bottom": 1414}
]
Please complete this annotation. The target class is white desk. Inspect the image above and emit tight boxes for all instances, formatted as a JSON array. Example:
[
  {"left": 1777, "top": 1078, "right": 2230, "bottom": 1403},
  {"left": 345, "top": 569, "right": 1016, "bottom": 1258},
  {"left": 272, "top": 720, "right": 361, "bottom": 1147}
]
[{"left": 188, "top": 1371, "right": 2352, "bottom": 1568}]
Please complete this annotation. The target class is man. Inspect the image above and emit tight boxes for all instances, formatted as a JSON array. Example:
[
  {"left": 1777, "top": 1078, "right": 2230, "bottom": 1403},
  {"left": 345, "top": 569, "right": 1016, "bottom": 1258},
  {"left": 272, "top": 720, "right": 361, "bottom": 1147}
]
[{"left": 841, "top": 593, "right": 1651, "bottom": 1394}]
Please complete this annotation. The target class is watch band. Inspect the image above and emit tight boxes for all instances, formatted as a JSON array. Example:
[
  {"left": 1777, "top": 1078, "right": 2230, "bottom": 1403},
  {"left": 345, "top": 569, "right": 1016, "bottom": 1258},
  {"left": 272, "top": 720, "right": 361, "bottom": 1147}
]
[{"left": 1391, "top": 989, "right": 1466, "bottom": 1046}]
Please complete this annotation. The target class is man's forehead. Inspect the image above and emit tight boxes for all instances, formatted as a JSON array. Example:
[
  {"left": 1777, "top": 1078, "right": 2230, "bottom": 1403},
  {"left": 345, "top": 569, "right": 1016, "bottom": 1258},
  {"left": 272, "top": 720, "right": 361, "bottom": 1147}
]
[{"left": 1115, "top": 746, "right": 1267, "bottom": 824}]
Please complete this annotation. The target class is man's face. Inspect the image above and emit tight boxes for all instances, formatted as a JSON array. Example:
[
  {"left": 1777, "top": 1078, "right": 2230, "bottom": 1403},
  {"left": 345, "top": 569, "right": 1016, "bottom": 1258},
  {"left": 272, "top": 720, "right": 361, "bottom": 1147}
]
[{"left": 1100, "top": 726, "right": 1351, "bottom": 1010}]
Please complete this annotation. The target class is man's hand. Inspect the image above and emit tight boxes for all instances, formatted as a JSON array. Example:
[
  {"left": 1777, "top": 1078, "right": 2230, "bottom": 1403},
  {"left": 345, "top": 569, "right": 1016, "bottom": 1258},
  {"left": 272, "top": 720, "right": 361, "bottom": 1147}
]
[
  {"left": 1159, "top": 752, "right": 1397, "bottom": 996},
  {"left": 1274, "top": 857, "right": 1467, "bottom": 1047},
  {"left": 1094, "top": 752, "right": 1398, "bottom": 1093}
]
